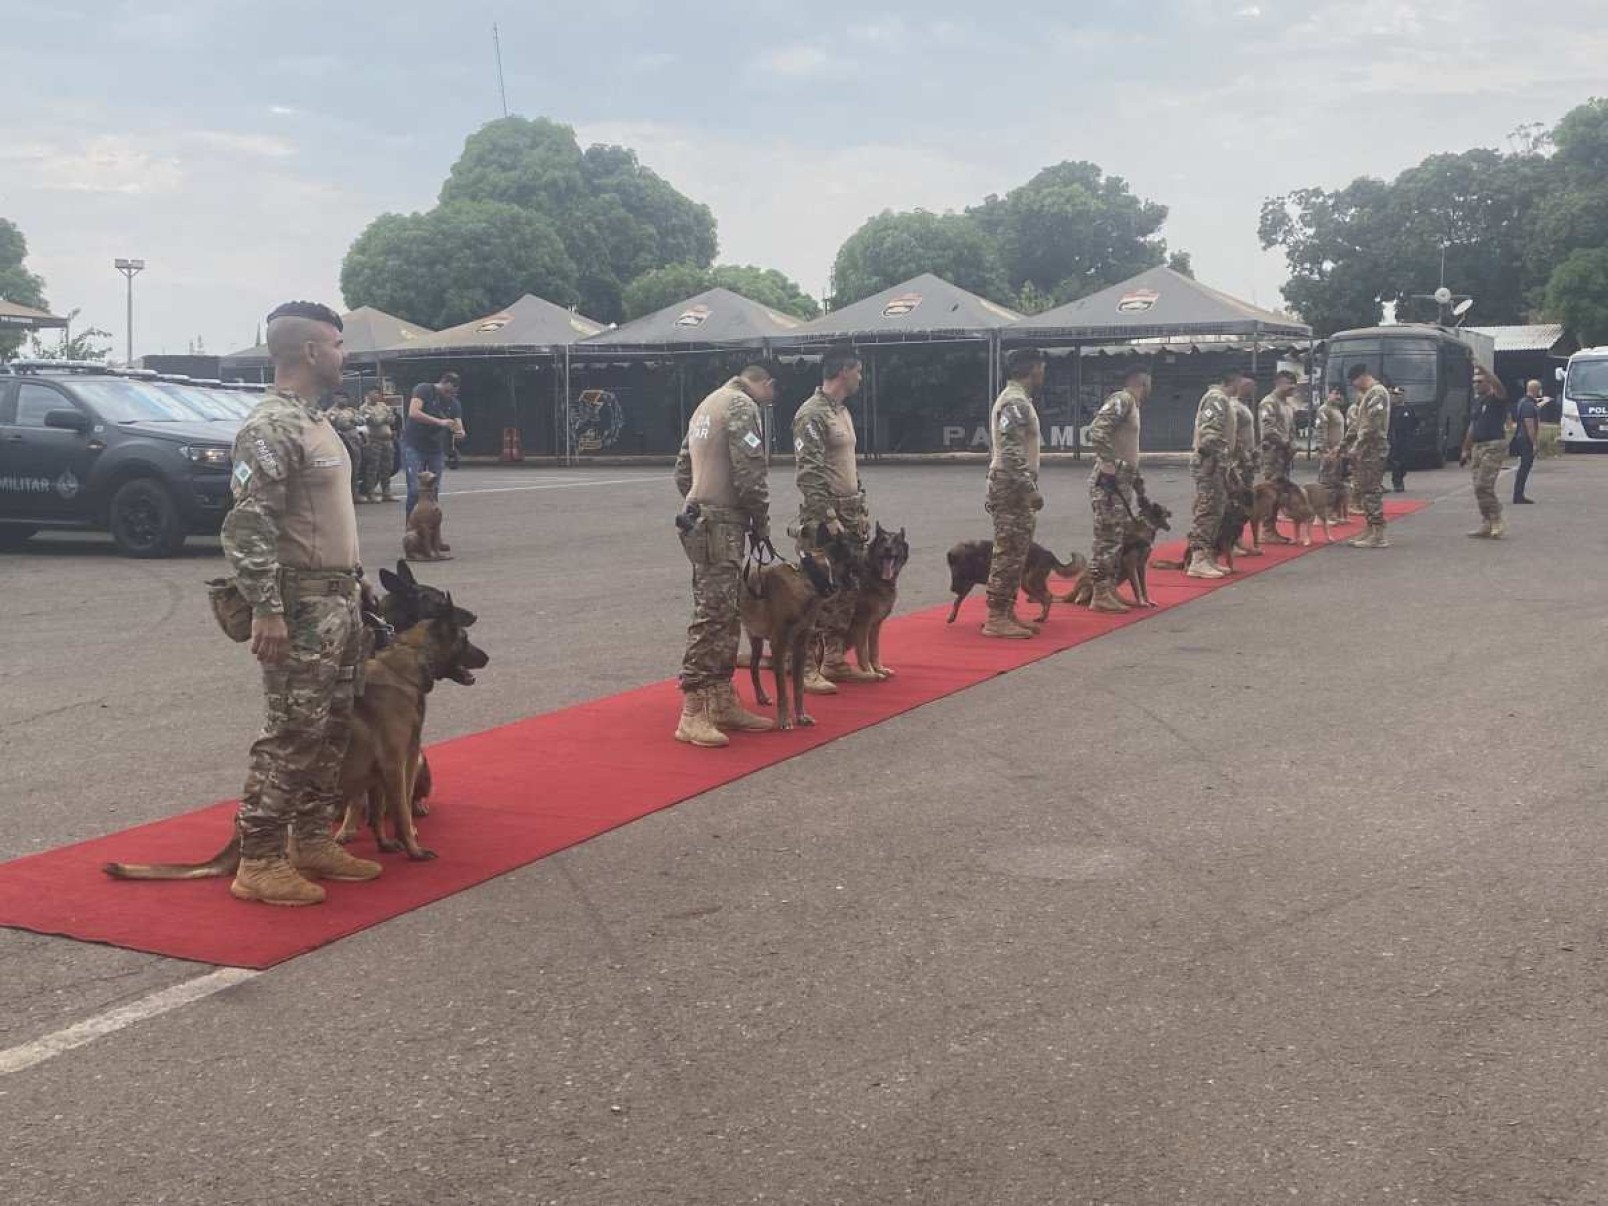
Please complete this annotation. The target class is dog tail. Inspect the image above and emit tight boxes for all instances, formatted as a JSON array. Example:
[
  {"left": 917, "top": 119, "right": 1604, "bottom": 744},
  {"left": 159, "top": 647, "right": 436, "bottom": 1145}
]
[
  {"left": 103, "top": 837, "right": 241, "bottom": 881},
  {"left": 1050, "top": 556, "right": 1088, "bottom": 580},
  {"left": 1150, "top": 558, "right": 1187, "bottom": 571}
]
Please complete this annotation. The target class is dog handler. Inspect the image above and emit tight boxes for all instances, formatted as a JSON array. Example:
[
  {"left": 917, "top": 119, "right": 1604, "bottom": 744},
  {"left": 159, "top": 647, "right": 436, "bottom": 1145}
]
[
  {"left": 220, "top": 301, "right": 382, "bottom": 905},
  {"left": 1185, "top": 368, "right": 1238, "bottom": 579},
  {"left": 981, "top": 347, "right": 1048, "bottom": 639},
  {"left": 672, "top": 365, "right": 778, "bottom": 747},
  {"left": 1342, "top": 363, "right": 1392, "bottom": 548},
  {"left": 1086, "top": 363, "right": 1150, "bottom": 615}
]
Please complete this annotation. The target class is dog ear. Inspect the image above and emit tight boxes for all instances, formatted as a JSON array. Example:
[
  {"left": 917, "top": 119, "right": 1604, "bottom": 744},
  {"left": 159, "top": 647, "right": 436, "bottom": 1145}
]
[
  {"left": 874, "top": 521, "right": 884, "bottom": 539},
  {"left": 395, "top": 560, "right": 416, "bottom": 584},
  {"left": 454, "top": 606, "right": 478, "bottom": 628},
  {"left": 379, "top": 567, "right": 403, "bottom": 593}
]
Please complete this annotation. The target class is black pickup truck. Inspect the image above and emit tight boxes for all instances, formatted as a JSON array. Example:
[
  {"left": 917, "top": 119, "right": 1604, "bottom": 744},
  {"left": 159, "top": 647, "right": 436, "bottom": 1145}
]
[{"left": 0, "top": 364, "right": 257, "bottom": 556}]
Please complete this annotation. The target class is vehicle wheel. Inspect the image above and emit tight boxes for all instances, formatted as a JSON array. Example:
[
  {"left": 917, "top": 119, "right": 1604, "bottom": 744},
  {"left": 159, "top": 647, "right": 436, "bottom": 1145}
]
[
  {"left": 0, "top": 524, "right": 38, "bottom": 550},
  {"left": 109, "top": 478, "right": 185, "bottom": 558}
]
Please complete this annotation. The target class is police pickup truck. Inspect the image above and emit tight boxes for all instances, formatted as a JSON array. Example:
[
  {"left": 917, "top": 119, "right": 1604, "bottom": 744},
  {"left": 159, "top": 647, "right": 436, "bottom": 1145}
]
[{"left": 0, "top": 362, "right": 262, "bottom": 557}]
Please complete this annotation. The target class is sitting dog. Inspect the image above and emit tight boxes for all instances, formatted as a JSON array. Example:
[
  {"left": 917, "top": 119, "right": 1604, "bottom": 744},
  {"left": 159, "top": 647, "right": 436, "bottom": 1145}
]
[
  {"left": 740, "top": 526, "right": 849, "bottom": 730},
  {"left": 404, "top": 470, "right": 449, "bottom": 561},
  {"left": 946, "top": 541, "right": 1088, "bottom": 625},
  {"left": 1251, "top": 480, "right": 1315, "bottom": 550},
  {"left": 847, "top": 523, "right": 908, "bottom": 679},
  {"left": 1063, "top": 497, "right": 1172, "bottom": 609}
]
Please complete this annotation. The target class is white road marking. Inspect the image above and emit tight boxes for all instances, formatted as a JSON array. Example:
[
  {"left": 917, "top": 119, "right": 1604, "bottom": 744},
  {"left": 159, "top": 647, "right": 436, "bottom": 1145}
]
[
  {"left": 0, "top": 967, "right": 259, "bottom": 1078},
  {"left": 442, "top": 477, "right": 661, "bottom": 498}
]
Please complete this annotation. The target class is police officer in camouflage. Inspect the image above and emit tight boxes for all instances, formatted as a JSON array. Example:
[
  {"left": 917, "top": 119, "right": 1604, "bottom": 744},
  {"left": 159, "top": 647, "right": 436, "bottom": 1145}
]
[
  {"left": 326, "top": 391, "right": 366, "bottom": 503},
  {"left": 221, "top": 301, "right": 381, "bottom": 906},
  {"left": 793, "top": 346, "right": 880, "bottom": 688},
  {"left": 1342, "top": 363, "right": 1391, "bottom": 548},
  {"left": 1186, "top": 367, "right": 1239, "bottom": 579},
  {"left": 1086, "top": 364, "right": 1150, "bottom": 615},
  {"left": 358, "top": 388, "right": 397, "bottom": 502},
  {"left": 1459, "top": 365, "right": 1509, "bottom": 540},
  {"left": 672, "top": 365, "right": 777, "bottom": 748},
  {"left": 1317, "top": 384, "right": 1347, "bottom": 510},
  {"left": 981, "top": 347, "right": 1047, "bottom": 639},
  {"left": 1256, "top": 370, "right": 1300, "bottom": 543}
]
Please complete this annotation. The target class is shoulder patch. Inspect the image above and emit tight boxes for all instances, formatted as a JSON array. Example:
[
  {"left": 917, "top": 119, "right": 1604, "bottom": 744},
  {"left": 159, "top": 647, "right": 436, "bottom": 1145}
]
[
  {"left": 743, "top": 431, "right": 762, "bottom": 450},
  {"left": 233, "top": 461, "right": 253, "bottom": 487}
]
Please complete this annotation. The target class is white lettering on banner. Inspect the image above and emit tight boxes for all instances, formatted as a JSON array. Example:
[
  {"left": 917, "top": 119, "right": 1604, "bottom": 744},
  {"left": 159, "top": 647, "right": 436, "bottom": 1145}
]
[{"left": 938, "top": 425, "right": 1087, "bottom": 450}]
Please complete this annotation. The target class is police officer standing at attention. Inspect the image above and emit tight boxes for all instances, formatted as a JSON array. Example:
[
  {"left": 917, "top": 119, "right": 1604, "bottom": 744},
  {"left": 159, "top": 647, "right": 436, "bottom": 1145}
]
[
  {"left": 1086, "top": 363, "right": 1149, "bottom": 614},
  {"left": 326, "top": 390, "right": 366, "bottom": 503},
  {"left": 1342, "top": 363, "right": 1391, "bottom": 548},
  {"left": 793, "top": 345, "right": 880, "bottom": 687},
  {"left": 221, "top": 301, "right": 380, "bottom": 906},
  {"left": 981, "top": 347, "right": 1046, "bottom": 639},
  {"left": 1460, "top": 365, "right": 1510, "bottom": 539},
  {"left": 672, "top": 365, "right": 777, "bottom": 747},
  {"left": 1317, "top": 384, "right": 1347, "bottom": 509},
  {"left": 403, "top": 370, "right": 464, "bottom": 521},
  {"left": 1186, "top": 367, "right": 1238, "bottom": 579},
  {"left": 359, "top": 388, "right": 397, "bottom": 502}
]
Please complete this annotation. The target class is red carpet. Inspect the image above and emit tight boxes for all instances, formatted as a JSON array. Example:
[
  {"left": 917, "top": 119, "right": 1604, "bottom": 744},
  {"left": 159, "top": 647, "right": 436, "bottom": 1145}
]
[{"left": 0, "top": 501, "right": 1428, "bottom": 968}]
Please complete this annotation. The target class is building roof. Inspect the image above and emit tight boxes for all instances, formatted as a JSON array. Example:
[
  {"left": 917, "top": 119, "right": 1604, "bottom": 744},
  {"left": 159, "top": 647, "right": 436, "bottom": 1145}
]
[
  {"left": 0, "top": 299, "right": 68, "bottom": 331},
  {"left": 383, "top": 294, "right": 604, "bottom": 356},
  {"left": 579, "top": 287, "right": 803, "bottom": 350},
  {"left": 1464, "top": 324, "right": 1570, "bottom": 354},
  {"left": 775, "top": 273, "right": 1022, "bottom": 347},
  {"left": 1010, "top": 265, "right": 1310, "bottom": 342}
]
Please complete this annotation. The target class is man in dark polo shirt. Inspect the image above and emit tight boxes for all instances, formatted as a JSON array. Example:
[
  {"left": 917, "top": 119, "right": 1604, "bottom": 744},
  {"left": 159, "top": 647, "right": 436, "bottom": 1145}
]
[
  {"left": 1459, "top": 365, "right": 1509, "bottom": 539},
  {"left": 403, "top": 371, "right": 464, "bottom": 519},
  {"left": 1512, "top": 382, "right": 1540, "bottom": 504}
]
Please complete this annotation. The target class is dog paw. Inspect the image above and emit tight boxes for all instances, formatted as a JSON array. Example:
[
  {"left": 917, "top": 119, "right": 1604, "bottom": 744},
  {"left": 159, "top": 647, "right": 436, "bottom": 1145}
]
[
  {"left": 778, "top": 719, "right": 795, "bottom": 731},
  {"left": 798, "top": 713, "right": 816, "bottom": 727},
  {"left": 410, "top": 801, "right": 431, "bottom": 818},
  {"left": 407, "top": 848, "right": 438, "bottom": 862},
  {"left": 378, "top": 838, "right": 403, "bottom": 853}
]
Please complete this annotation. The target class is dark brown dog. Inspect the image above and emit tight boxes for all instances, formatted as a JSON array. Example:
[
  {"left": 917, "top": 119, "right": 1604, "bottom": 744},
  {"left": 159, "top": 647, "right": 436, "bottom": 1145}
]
[
  {"left": 946, "top": 541, "right": 1088, "bottom": 625},
  {"left": 1154, "top": 480, "right": 1255, "bottom": 574},
  {"left": 1064, "top": 497, "right": 1172, "bottom": 608},
  {"left": 741, "top": 527, "right": 848, "bottom": 730},
  {"left": 847, "top": 523, "right": 908, "bottom": 679},
  {"left": 404, "top": 471, "right": 449, "bottom": 561}
]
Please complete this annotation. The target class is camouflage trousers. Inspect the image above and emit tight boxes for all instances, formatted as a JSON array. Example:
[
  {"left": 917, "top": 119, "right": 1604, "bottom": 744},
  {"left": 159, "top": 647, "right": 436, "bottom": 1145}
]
[
  {"left": 1470, "top": 439, "right": 1507, "bottom": 523},
  {"left": 1260, "top": 441, "right": 1294, "bottom": 482},
  {"left": 985, "top": 480, "right": 1036, "bottom": 613},
  {"left": 237, "top": 585, "right": 364, "bottom": 859},
  {"left": 1187, "top": 454, "right": 1226, "bottom": 554},
  {"left": 798, "top": 493, "right": 870, "bottom": 652},
  {"left": 679, "top": 507, "right": 745, "bottom": 693},
  {"left": 361, "top": 439, "right": 395, "bottom": 498},
  {"left": 1354, "top": 448, "right": 1387, "bottom": 527},
  {"left": 1088, "top": 473, "right": 1133, "bottom": 584}
]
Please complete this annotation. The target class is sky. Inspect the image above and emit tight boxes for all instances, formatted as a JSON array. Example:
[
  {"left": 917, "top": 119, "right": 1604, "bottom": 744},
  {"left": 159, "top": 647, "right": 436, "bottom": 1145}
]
[{"left": 0, "top": 0, "right": 1602, "bottom": 359}]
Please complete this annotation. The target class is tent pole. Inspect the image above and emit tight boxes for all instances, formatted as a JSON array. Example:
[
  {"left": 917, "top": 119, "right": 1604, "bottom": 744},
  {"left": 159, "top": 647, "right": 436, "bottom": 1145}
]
[
  {"left": 506, "top": 363, "right": 518, "bottom": 462},
  {"left": 563, "top": 347, "right": 572, "bottom": 467},
  {"left": 1251, "top": 325, "right": 1262, "bottom": 453},
  {"left": 1073, "top": 346, "right": 1083, "bottom": 462}
]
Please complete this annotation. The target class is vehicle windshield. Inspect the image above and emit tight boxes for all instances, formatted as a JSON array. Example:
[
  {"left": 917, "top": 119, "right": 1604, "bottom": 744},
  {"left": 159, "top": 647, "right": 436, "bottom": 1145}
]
[
  {"left": 1565, "top": 359, "right": 1608, "bottom": 399},
  {"left": 66, "top": 378, "right": 212, "bottom": 423},
  {"left": 208, "top": 390, "right": 261, "bottom": 419},
  {"left": 151, "top": 381, "right": 239, "bottom": 421}
]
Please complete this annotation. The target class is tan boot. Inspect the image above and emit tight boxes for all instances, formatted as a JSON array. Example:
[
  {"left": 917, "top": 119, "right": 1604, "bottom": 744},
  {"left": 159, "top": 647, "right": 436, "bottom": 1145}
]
[
  {"left": 981, "top": 610, "right": 1035, "bottom": 639},
  {"left": 1489, "top": 518, "right": 1505, "bottom": 539},
  {"left": 1089, "top": 581, "right": 1131, "bottom": 614},
  {"left": 821, "top": 638, "right": 881, "bottom": 683},
  {"left": 1186, "top": 551, "right": 1226, "bottom": 580},
  {"left": 230, "top": 856, "right": 326, "bottom": 906},
  {"left": 1467, "top": 522, "right": 1492, "bottom": 538},
  {"left": 293, "top": 833, "right": 383, "bottom": 882},
  {"left": 1349, "top": 524, "right": 1389, "bottom": 548},
  {"left": 802, "top": 666, "right": 838, "bottom": 695},
  {"left": 706, "top": 681, "right": 775, "bottom": 733},
  {"left": 674, "top": 689, "right": 729, "bottom": 748}
]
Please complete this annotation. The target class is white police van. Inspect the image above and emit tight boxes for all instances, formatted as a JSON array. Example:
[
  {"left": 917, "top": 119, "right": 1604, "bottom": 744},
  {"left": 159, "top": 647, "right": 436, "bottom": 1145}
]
[{"left": 1557, "top": 347, "right": 1608, "bottom": 450}]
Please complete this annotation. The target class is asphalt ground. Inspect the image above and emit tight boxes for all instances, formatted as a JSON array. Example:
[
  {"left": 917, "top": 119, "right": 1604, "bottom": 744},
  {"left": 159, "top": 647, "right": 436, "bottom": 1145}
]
[{"left": 1, "top": 454, "right": 1605, "bottom": 1204}]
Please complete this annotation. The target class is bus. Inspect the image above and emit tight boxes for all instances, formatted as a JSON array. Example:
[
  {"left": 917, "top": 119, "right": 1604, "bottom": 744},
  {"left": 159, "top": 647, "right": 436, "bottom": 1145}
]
[{"left": 1323, "top": 325, "right": 1485, "bottom": 468}]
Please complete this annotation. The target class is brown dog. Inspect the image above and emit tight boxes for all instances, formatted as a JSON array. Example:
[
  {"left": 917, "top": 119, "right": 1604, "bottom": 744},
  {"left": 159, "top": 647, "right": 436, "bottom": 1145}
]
[
  {"left": 404, "top": 471, "right": 449, "bottom": 561},
  {"left": 1154, "top": 480, "right": 1255, "bottom": 574},
  {"left": 740, "top": 529, "right": 848, "bottom": 730},
  {"left": 946, "top": 541, "right": 1088, "bottom": 625},
  {"left": 1251, "top": 480, "right": 1314, "bottom": 550},
  {"left": 1064, "top": 497, "right": 1172, "bottom": 609},
  {"left": 1295, "top": 484, "right": 1336, "bottom": 545},
  {"left": 847, "top": 523, "right": 908, "bottom": 679}
]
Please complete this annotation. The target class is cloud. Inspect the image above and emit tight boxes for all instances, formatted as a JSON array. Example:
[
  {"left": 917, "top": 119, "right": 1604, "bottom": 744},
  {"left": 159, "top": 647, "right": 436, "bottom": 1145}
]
[
  {"left": 751, "top": 45, "right": 831, "bottom": 79},
  {"left": 0, "top": 136, "right": 184, "bottom": 195},
  {"left": 184, "top": 131, "right": 296, "bottom": 158}
]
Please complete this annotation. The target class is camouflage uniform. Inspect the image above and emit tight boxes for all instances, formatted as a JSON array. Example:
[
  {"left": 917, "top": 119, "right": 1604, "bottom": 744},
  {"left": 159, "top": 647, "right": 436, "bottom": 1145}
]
[
  {"left": 793, "top": 388, "right": 867, "bottom": 654},
  {"left": 985, "top": 380, "right": 1043, "bottom": 612},
  {"left": 327, "top": 399, "right": 366, "bottom": 501},
  {"left": 1469, "top": 440, "right": 1507, "bottom": 525},
  {"left": 1230, "top": 395, "right": 1258, "bottom": 488},
  {"left": 1188, "top": 386, "right": 1233, "bottom": 555},
  {"left": 358, "top": 397, "right": 397, "bottom": 500},
  {"left": 1258, "top": 391, "right": 1296, "bottom": 482},
  {"left": 1317, "top": 401, "right": 1347, "bottom": 495},
  {"left": 222, "top": 390, "right": 364, "bottom": 860},
  {"left": 1086, "top": 388, "right": 1140, "bottom": 585},
  {"left": 1344, "top": 383, "right": 1391, "bottom": 530},
  {"left": 673, "top": 378, "right": 769, "bottom": 693}
]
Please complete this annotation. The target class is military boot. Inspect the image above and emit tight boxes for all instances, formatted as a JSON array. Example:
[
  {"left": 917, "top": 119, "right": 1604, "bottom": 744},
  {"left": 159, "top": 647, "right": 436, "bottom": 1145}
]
[
  {"left": 1489, "top": 518, "right": 1506, "bottom": 539},
  {"left": 230, "top": 857, "right": 326, "bottom": 906},
  {"left": 706, "top": 681, "right": 775, "bottom": 733},
  {"left": 1186, "top": 551, "right": 1226, "bottom": 580},
  {"left": 1089, "top": 582, "right": 1131, "bottom": 614},
  {"left": 822, "top": 637, "right": 881, "bottom": 683},
  {"left": 981, "top": 610, "right": 1035, "bottom": 639},
  {"left": 802, "top": 665, "right": 838, "bottom": 695},
  {"left": 1348, "top": 524, "right": 1389, "bottom": 548},
  {"left": 1467, "top": 522, "right": 1493, "bottom": 538},
  {"left": 292, "top": 833, "right": 383, "bottom": 882},
  {"left": 674, "top": 689, "right": 729, "bottom": 748}
]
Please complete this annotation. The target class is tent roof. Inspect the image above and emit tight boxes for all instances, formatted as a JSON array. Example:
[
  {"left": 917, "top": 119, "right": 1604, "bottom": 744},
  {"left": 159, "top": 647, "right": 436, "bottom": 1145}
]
[
  {"left": 0, "top": 299, "right": 68, "bottom": 331},
  {"left": 384, "top": 294, "right": 605, "bottom": 355},
  {"left": 777, "top": 273, "right": 1022, "bottom": 346},
  {"left": 221, "top": 306, "right": 435, "bottom": 365},
  {"left": 579, "top": 287, "right": 803, "bottom": 350},
  {"left": 1010, "top": 266, "right": 1310, "bottom": 341}
]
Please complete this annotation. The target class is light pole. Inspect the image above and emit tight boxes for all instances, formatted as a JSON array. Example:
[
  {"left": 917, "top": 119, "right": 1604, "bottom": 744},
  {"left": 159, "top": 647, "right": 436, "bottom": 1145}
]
[{"left": 114, "top": 258, "right": 145, "bottom": 364}]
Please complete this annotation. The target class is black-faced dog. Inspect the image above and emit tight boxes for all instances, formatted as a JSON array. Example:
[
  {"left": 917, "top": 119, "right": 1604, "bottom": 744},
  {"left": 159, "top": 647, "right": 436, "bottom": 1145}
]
[
  {"left": 1063, "top": 497, "right": 1173, "bottom": 608},
  {"left": 848, "top": 523, "right": 909, "bottom": 678},
  {"left": 741, "top": 525, "right": 854, "bottom": 730},
  {"left": 946, "top": 541, "right": 1088, "bottom": 625}
]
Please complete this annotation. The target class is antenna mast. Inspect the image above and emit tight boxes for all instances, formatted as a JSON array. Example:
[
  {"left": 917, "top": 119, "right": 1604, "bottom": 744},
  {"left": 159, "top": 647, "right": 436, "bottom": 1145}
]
[{"left": 493, "top": 23, "right": 509, "bottom": 117}]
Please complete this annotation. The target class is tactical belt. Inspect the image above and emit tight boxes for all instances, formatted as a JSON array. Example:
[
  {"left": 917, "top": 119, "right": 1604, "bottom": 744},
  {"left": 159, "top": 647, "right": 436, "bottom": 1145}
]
[
  {"left": 693, "top": 503, "right": 745, "bottom": 522},
  {"left": 281, "top": 568, "right": 359, "bottom": 597}
]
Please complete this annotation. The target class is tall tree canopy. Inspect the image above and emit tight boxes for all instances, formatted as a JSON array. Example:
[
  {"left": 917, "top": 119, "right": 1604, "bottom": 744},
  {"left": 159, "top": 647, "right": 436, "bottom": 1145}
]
[
  {"left": 621, "top": 264, "right": 821, "bottom": 321},
  {"left": 0, "top": 217, "right": 48, "bottom": 360},
  {"left": 829, "top": 163, "right": 1181, "bottom": 313}
]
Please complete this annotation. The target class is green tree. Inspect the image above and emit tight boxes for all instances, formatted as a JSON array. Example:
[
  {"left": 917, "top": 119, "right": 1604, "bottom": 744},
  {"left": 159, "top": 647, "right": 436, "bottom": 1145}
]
[
  {"left": 1167, "top": 250, "right": 1194, "bottom": 278},
  {"left": 26, "top": 309, "right": 111, "bottom": 361},
  {"left": 830, "top": 210, "right": 1011, "bottom": 308},
  {"left": 621, "top": 263, "right": 821, "bottom": 321},
  {"left": 341, "top": 201, "right": 579, "bottom": 330},
  {"left": 0, "top": 217, "right": 48, "bottom": 360},
  {"left": 1545, "top": 247, "right": 1608, "bottom": 345}
]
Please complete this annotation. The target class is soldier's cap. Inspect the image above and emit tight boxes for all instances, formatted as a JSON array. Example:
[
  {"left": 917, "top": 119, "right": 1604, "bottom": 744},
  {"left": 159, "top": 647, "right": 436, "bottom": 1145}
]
[
  {"left": 265, "top": 300, "right": 343, "bottom": 330},
  {"left": 1005, "top": 347, "right": 1046, "bottom": 374}
]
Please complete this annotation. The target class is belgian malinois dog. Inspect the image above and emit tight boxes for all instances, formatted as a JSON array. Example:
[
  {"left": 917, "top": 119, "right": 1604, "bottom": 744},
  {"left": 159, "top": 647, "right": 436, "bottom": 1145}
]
[
  {"left": 103, "top": 593, "right": 486, "bottom": 881},
  {"left": 404, "top": 471, "right": 449, "bottom": 561},
  {"left": 741, "top": 525, "right": 850, "bottom": 730},
  {"left": 1063, "top": 497, "right": 1172, "bottom": 609},
  {"left": 1251, "top": 480, "right": 1314, "bottom": 550},
  {"left": 1295, "top": 484, "right": 1336, "bottom": 545},
  {"left": 847, "top": 523, "right": 908, "bottom": 679},
  {"left": 946, "top": 541, "right": 1088, "bottom": 625},
  {"left": 1154, "top": 480, "right": 1255, "bottom": 575}
]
